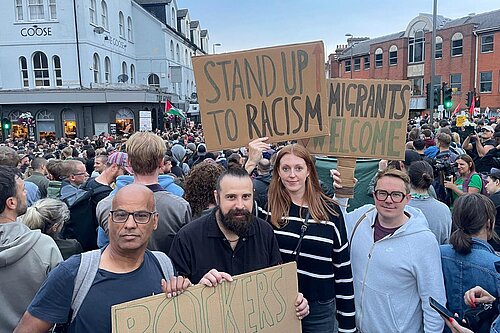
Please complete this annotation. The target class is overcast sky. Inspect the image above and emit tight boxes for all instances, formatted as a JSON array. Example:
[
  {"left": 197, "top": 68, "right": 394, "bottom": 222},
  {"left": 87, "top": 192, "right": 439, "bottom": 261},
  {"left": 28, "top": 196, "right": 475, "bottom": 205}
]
[{"left": 184, "top": 0, "right": 499, "bottom": 56}]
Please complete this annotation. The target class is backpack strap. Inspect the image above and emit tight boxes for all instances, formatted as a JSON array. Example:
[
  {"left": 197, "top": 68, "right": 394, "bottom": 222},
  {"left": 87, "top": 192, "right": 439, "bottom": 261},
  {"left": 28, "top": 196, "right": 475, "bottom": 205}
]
[
  {"left": 151, "top": 251, "right": 176, "bottom": 279},
  {"left": 70, "top": 249, "right": 101, "bottom": 323},
  {"left": 350, "top": 207, "right": 376, "bottom": 244}
]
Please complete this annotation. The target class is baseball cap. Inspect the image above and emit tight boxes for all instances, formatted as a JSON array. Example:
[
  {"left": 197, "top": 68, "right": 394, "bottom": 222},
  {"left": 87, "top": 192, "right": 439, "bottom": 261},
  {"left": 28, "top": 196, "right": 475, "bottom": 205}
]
[
  {"left": 197, "top": 143, "right": 207, "bottom": 156},
  {"left": 482, "top": 125, "right": 494, "bottom": 133},
  {"left": 107, "top": 152, "right": 133, "bottom": 174},
  {"left": 488, "top": 167, "right": 500, "bottom": 180}
]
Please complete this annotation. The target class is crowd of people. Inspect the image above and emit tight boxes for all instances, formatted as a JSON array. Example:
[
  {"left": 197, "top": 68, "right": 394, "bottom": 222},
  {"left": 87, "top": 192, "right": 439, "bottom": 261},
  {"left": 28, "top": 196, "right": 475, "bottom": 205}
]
[{"left": 0, "top": 113, "right": 498, "bottom": 333}]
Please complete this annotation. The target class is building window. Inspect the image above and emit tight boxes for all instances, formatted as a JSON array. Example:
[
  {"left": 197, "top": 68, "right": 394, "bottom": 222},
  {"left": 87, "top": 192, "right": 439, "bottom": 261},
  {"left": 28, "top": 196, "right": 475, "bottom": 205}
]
[
  {"left": 93, "top": 53, "right": 100, "bottom": 83},
  {"left": 28, "top": 0, "right": 45, "bottom": 21},
  {"left": 104, "top": 56, "right": 111, "bottom": 83},
  {"left": 20, "top": 56, "right": 29, "bottom": 88},
  {"left": 410, "top": 77, "right": 423, "bottom": 96},
  {"left": 171, "top": 8, "right": 176, "bottom": 29},
  {"left": 119, "top": 11, "right": 125, "bottom": 37},
  {"left": 389, "top": 45, "right": 398, "bottom": 65},
  {"left": 364, "top": 56, "right": 370, "bottom": 69},
  {"left": 49, "top": 0, "right": 56, "bottom": 19},
  {"left": 170, "top": 40, "right": 174, "bottom": 59},
  {"left": 345, "top": 60, "right": 351, "bottom": 73},
  {"left": 121, "top": 61, "right": 127, "bottom": 76},
  {"left": 480, "top": 71, "right": 492, "bottom": 93},
  {"left": 375, "top": 48, "right": 383, "bottom": 68},
  {"left": 408, "top": 30, "right": 424, "bottom": 63},
  {"left": 354, "top": 58, "right": 361, "bottom": 71},
  {"left": 148, "top": 74, "right": 160, "bottom": 87},
  {"left": 53, "top": 55, "right": 62, "bottom": 86},
  {"left": 176, "top": 44, "right": 180, "bottom": 62},
  {"left": 127, "top": 16, "right": 133, "bottom": 42},
  {"left": 450, "top": 73, "right": 461, "bottom": 94},
  {"left": 451, "top": 32, "right": 463, "bottom": 56},
  {"left": 435, "top": 36, "right": 443, "bottom": 59},
  {"left": 481, "top": 34, "right": 494, "bottom": 53},
  {"left": 89, "top": 0, "right": 97, "bottom": 25},
  {"left": 433, "top": 76, "right": 442, "bottom": 92},
  {"left": 101, "top": 0, "right": 108, "bottom": 30},
  {"left": 184, "top": 49, "right": 188, "bottom": 65},
  {"left": 33, "top": 51, "right": 50, "bottom": 87},
  {"left": 15, "top": 0, "right": 24, "bottom": 21},
  {"left": 130, "top": 64, "right": 135, "bottom": 84}
]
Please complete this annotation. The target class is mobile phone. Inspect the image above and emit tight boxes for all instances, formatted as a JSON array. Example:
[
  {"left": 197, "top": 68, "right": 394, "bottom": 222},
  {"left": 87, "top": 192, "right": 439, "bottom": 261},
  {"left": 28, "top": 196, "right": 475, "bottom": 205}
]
[{"left": 429, "top": 297, "right": 468, "bottom": 327}]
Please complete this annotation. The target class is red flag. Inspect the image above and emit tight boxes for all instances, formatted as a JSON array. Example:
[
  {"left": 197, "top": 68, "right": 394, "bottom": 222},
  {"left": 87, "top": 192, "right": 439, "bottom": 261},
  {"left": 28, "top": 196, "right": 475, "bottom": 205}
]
[
  {"left": 451, "top": 102, "right": 462, "bottom": 116},
  {"left": 165, "top": 100, "right": 173, "bottom": 113},
  {"left": 469, "top": 96, "right": 475, "bottom": 117}
]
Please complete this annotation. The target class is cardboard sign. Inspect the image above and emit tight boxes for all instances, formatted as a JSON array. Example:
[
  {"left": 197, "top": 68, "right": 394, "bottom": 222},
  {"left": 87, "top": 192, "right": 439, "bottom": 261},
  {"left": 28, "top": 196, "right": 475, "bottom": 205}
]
[
  {"left": 193, "top": 41, "right": 329, "bottom": 150},
  {"left": 305, "top": 79, "right": 411, "bottom": 160},
  {"left": 111, "top": 262, "right": 299, "bottom": 333},
  {"left": 456, "top": 115, "right": 467, "bottom": 127}
]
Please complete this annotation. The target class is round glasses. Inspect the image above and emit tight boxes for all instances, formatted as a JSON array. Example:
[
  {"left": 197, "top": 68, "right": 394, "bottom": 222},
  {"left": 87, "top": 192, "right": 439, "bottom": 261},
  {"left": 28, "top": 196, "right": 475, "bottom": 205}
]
[
  {"left": 373, "top": 190, "right": 407, "bottom": 203},
  {"left": 110, "top": 210, "right": 156, "bottom": 224}
]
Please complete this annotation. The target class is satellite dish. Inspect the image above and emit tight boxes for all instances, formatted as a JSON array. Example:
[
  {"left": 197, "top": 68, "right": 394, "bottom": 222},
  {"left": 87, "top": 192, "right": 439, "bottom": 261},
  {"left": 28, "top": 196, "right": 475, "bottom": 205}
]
[
  {"left": 117, "top": 74, "right": 129, "bottom": 83},
  {"left": 93, "top": 26, "right": 105, "bottom": 34}
]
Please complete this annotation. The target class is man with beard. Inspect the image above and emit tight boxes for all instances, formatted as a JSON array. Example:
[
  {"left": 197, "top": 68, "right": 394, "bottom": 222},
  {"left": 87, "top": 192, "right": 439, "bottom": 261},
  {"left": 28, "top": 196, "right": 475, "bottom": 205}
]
[
  {"left": 169, "top": 167, "right": 309, "bottom": 320},
  {"left": 0, "top": 166, "right": 62, "bottom": 332}
]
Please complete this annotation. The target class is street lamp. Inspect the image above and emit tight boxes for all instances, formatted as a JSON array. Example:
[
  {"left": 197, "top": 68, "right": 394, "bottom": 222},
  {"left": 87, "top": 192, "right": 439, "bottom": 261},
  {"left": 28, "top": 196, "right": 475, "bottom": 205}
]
[
  {"left": 212, "top": 43, "right": 222, "bottom": 54},
  {"left": 345, "top": 33, "right": 354, "bottom": 79}
]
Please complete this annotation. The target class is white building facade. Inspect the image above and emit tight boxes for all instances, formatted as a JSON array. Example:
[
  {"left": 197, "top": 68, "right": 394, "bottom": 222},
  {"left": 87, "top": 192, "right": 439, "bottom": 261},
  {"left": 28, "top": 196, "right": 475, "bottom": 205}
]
[{"left": 0, "top": 0, "right": 209, "bottom": 139}]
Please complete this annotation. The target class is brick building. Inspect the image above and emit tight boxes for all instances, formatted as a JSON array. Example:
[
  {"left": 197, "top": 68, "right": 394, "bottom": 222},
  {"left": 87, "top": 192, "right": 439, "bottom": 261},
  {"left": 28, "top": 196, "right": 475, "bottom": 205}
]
[{"left": 329, "top": 10, "right": 500, "bottom": 118}]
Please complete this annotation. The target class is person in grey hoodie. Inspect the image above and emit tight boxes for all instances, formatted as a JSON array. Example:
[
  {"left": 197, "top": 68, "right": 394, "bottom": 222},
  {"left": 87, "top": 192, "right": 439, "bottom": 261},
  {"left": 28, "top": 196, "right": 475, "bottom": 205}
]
[
  {"left": 333, "top": 167, "right": 446, "bottom": 333},
  {"left": 0, "top": 165, "right": 62, "bottom": 333}
]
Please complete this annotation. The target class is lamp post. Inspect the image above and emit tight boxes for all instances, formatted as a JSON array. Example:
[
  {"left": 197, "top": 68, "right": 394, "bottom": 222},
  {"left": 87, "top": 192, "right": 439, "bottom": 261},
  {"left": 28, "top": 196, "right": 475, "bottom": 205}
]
[
  {"left": 345, "top": 33, "right": 354, "bottom": 79},
  {"left": 212, "top": 43, "right": 222, "bottom": 54}
]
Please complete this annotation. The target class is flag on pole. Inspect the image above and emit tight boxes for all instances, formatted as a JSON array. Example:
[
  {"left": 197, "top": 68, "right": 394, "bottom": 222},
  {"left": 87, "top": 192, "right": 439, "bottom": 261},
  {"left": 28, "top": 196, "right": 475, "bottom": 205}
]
[
  {"left": 451, "top": 102, "right": 462, "bottom": 116},
  {"left": 469, "top": 96, "right": 475, "bottom": 118},
  {"left": 165, "top": 100, "right": 186, "bottom": 119}
]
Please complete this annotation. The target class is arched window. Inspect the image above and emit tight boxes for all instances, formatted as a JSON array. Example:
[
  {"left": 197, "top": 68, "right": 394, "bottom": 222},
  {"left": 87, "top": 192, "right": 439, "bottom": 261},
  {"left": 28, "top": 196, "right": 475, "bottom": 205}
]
[
  {"left": 451, "top": 32, "right": 463, "bottom": 56},
  {"left": 53, "top": 55, "right": 62, "bottom": 86},
  {"left": 184, "top": 49, "right": 188, "bottom": 65},
  {"left": 375, "top": 48, "right": 383, "bottom": 68},
  {"left": 171, "top": 8, "right": 176, "bottom": 29},
  {"left": 435, "top": 36, "right": 443, "bottom": 59},
  {"left": 104, "top": 56, "right": 111, "bottom": 83},
  {"left": 89, "top": 0, "right": 97, "bottom": 24},
  {"left": 20, "top": 56, "right": 29, "bottom": 88},
  {"left": 121, "top": 61, "right": 127, "bottom": 75},
  {"left": 93, "top": 53, "right": 100, "bottom": 83},
  {"left": 33, "top": 51, "right": 50, "bottom": 87},
  {"left": 148, "top": 74, "right": 160, "bottom": 87},
  {"left": 127, "top": 16, "right": 133, "bottom": 42},
  {"left": 408, "top": 30, "right": 424, "bottom": 63},
  {"left": 119, "top": 11, "right": 125, "bottom": 37},
  {"left": 130, "top": 64, "right": 135, "bottom": 84},
  {"left": 101, "top": 0, "right": 108, "bottom": 30},
  {"left": 170, "top": 40, "right": 174, "bottom": 59},
  {"left": 389, "top": 45, "right": 398, "bottom": 65},
  {"left": 176, "top": 44, "right": 180, "bottom": 62}
]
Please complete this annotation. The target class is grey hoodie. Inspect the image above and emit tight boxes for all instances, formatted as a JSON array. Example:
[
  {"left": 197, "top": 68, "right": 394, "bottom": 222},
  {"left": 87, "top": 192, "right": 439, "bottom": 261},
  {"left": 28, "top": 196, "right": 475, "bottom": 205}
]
[{"left": 0, "top": 222, "right": 62, "bottom": 333}]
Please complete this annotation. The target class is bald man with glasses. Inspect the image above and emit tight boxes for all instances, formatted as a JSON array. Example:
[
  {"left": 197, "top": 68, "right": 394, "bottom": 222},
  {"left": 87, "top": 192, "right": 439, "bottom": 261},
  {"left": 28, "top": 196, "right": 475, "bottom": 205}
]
[{"left": 332, "top": 168, "right": 446, "bottom": 333}]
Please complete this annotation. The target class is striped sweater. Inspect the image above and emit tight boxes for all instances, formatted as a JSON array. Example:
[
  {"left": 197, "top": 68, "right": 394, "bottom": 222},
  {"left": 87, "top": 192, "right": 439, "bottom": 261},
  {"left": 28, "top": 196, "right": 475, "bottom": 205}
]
[{"left": 258, "top": 202, "right": 356, "bottom": 332}]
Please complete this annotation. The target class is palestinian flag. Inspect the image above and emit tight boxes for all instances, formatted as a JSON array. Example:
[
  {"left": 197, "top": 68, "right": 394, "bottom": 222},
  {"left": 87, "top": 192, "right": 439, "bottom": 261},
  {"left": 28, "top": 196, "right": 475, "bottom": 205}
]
[{"left": 165, "top": 100, "right": 186, "bottom": 119}]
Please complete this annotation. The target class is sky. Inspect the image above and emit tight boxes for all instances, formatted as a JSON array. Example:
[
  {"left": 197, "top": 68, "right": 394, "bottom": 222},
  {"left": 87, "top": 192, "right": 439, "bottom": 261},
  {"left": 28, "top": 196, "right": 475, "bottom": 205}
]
[{"left": 182, "top": 0, "right": 500, "bottom": 56}]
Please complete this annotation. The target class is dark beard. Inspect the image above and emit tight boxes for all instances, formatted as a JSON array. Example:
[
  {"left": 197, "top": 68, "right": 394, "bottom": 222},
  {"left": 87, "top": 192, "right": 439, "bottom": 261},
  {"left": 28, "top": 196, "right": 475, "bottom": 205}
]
[{"left": 218, "top": 207, "right": 253, "bottom": 237}]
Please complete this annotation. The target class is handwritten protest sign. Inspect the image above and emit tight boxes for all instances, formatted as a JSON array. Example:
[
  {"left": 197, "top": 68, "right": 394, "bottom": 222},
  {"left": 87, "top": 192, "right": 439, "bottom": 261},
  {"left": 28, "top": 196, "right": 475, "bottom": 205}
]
[
  {"left": 456, "top": 115, "right": 467, "bottom": 127},
  {"left": 193, "top": 41, "right": 329, "bottom": 150},
  {"left": 111, "top": 262, "right": 299, "bottom": 333},
  {"left": 305, "top": 78, "right": 411, "bottom": 160}
]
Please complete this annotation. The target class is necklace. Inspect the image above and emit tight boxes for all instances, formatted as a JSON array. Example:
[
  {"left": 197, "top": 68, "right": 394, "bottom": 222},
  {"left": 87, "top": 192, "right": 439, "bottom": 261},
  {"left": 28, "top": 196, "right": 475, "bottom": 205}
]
[{"left": 226, "top": 237, "right": 239, "bottom": 243}]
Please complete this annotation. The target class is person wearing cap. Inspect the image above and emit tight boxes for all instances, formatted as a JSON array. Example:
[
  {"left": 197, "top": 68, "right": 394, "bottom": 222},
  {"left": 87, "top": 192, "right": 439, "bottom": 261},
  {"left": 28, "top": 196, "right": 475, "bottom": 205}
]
[
  {"left": 192, "top": 143, "right": 207, "bottom": 166},
  {"left": 463, "top": 124, "right": 496, "bottom": 162},
  {"left": 485, "top": 168, "right": 500, "bottom": 251}
]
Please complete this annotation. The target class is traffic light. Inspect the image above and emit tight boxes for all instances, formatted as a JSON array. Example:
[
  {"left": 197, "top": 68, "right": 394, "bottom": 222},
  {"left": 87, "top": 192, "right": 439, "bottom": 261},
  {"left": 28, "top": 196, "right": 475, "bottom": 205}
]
[
  {"left": 1, "top": 118, "right": 11, "bottom": 131},
  {"left": 466, "top": 91, "right": 473, "bottom": 107},
  {"left": 442, "top": 83, "right": 452, "bottom": 109},
  {"left": 433, "top": 88, "right": 441, "bottom": 109},
  {"left": 475, "top": 95, "right": 481, "bottom": 107},
  {"left": 425, "top": 83, "right": 431, "bottom": 109}
]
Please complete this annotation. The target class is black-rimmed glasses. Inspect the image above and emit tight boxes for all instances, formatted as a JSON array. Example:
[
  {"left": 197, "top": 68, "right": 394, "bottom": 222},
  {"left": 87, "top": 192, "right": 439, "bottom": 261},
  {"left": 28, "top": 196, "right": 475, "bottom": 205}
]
[
  {"left": 110, "top": 210, "right": 156, "bottom": 224},
  {"left": 373, "top": 190, "right": 407, "bottom": 203}
]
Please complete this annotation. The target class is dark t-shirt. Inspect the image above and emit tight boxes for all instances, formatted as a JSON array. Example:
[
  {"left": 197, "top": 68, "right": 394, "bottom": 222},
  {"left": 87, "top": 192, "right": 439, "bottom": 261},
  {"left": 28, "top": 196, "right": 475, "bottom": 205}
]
[
  {"left": 28, "top": 251, "right": 164, "bottom": 333},
  {"left": 374, "top": 218, "right": 402, "bottom": 242}
]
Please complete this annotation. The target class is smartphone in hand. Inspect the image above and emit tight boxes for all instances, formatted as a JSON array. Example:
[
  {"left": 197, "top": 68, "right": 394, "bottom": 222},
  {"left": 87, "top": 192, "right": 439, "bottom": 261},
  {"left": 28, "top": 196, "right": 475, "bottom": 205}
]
[{"left": 429, "top": 297, "right": 469, "bottom": 328}]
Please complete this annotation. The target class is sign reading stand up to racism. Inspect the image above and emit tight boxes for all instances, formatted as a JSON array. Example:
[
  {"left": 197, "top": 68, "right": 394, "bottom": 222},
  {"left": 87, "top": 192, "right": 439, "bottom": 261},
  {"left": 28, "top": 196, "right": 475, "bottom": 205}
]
[
  {"left": 193, "top": 41, "right": 329, "bottom": 151},
  {"left": 305, "top": 78, "right": 411, "bottom": 160}
]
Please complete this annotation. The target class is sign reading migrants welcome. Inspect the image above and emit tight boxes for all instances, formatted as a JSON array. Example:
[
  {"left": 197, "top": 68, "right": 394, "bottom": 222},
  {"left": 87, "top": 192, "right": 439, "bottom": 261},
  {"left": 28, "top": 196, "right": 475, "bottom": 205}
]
[
  {"left": 306, "top": 79, "right": 411, "bottom": 160},
  {"left": 111, "top": 262, "right": 300, "bottom": 333},
  {"left": 193, "top": 41, "right": 329, "bottom": 150}
]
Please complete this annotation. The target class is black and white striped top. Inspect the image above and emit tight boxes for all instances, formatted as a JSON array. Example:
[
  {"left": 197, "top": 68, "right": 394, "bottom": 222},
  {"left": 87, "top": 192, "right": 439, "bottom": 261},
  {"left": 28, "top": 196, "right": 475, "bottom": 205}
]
[{"left": 258, "top": 202, "right": 356, "bottom": 332}]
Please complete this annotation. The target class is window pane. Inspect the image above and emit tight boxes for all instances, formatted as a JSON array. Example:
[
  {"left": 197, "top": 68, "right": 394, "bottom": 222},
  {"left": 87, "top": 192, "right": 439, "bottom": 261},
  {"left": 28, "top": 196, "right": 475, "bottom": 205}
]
[
  {"left": 375, "top": 54, "right": 383, "bottom": 67},
  {"left": 364, "top": 56, "right": 370, "bottom": 69},
  {"left": 452, "top": 39, "right": 463, "bottom": 56},
  {"left": 28, "top": 0, "right": 44, "bottom": 20},
  {"left": 345, "top": 60, "right": 351, "bottom": 72},
  {"left": 16, "top": 0, "right": 24, "bottom": 20},
  {"left": 49, "top": 0, "right": 57, "bottom": 19},
  {"left": 435, "top": 43, "right": 442, "bottom": 59},
  {"left": 450, "top": 73, "right": 461, "bottom": 93},
  {"left": 479, "top": 72, "right": 492, "bottom": 93},
  {"left": 481, "top": 35, "right": 494, "bottom": 53},
  {"left": 389, "top": 51, "right": 397, "bottom": 65},
  {"left": 354, "top": 58, "right": 361, "bottom": 71},
  {"left": 411, "top": 77, "right": 423, "bottom": 96}
]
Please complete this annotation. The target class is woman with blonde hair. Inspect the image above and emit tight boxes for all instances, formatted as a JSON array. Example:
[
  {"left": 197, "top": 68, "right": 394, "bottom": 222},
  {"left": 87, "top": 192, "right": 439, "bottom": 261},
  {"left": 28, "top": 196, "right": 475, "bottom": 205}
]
[
  {"left": 247, "top": 138, "right": 355, "bottom": 333},
  {"left": 22, "top": 198, "right": 82, "bottom": 259}
]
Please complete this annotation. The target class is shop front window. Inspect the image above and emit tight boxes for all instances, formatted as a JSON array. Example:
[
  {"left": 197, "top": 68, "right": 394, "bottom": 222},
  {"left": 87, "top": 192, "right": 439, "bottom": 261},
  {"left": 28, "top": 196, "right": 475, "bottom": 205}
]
[
  {"left": 62, "top": 108, "right": 77, "bottom": 138},
  {"left": 9, "top": 111, "right": 29, "bottom": 139},
  {"left": 116, "top": 108, "right": 134, "bottom": 135},
  {"left": 36, "top": 110, "right": 56, "bottom": 140}
]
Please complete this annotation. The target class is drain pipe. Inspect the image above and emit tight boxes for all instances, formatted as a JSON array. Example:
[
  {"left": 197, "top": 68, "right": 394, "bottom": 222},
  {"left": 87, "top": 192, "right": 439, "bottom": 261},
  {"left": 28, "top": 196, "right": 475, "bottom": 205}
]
[{"left": 72, "top": 0, "right": 83, "bottom": 89}]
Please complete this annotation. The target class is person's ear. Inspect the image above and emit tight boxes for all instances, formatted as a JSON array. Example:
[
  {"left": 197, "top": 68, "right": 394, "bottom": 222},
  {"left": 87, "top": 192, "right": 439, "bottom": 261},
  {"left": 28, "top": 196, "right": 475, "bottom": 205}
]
[{"left": 214, "top": 190, "right": 219, "bottom": 205}]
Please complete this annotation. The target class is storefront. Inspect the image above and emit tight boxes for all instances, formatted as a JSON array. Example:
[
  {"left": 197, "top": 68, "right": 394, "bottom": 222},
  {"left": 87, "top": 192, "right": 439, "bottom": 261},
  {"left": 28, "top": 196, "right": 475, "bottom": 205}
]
[
  {"left": 9, "top": 110, "right": 28, "bottom": 139},
  {"left": 36, "top": 110, "right": 56, "bottom": 140},
  {"left": 62, "top": 108, "right": 77, "bottom": 139},
  {"left": 115, "top": 108, "right": 135, "bottom": 135}
]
